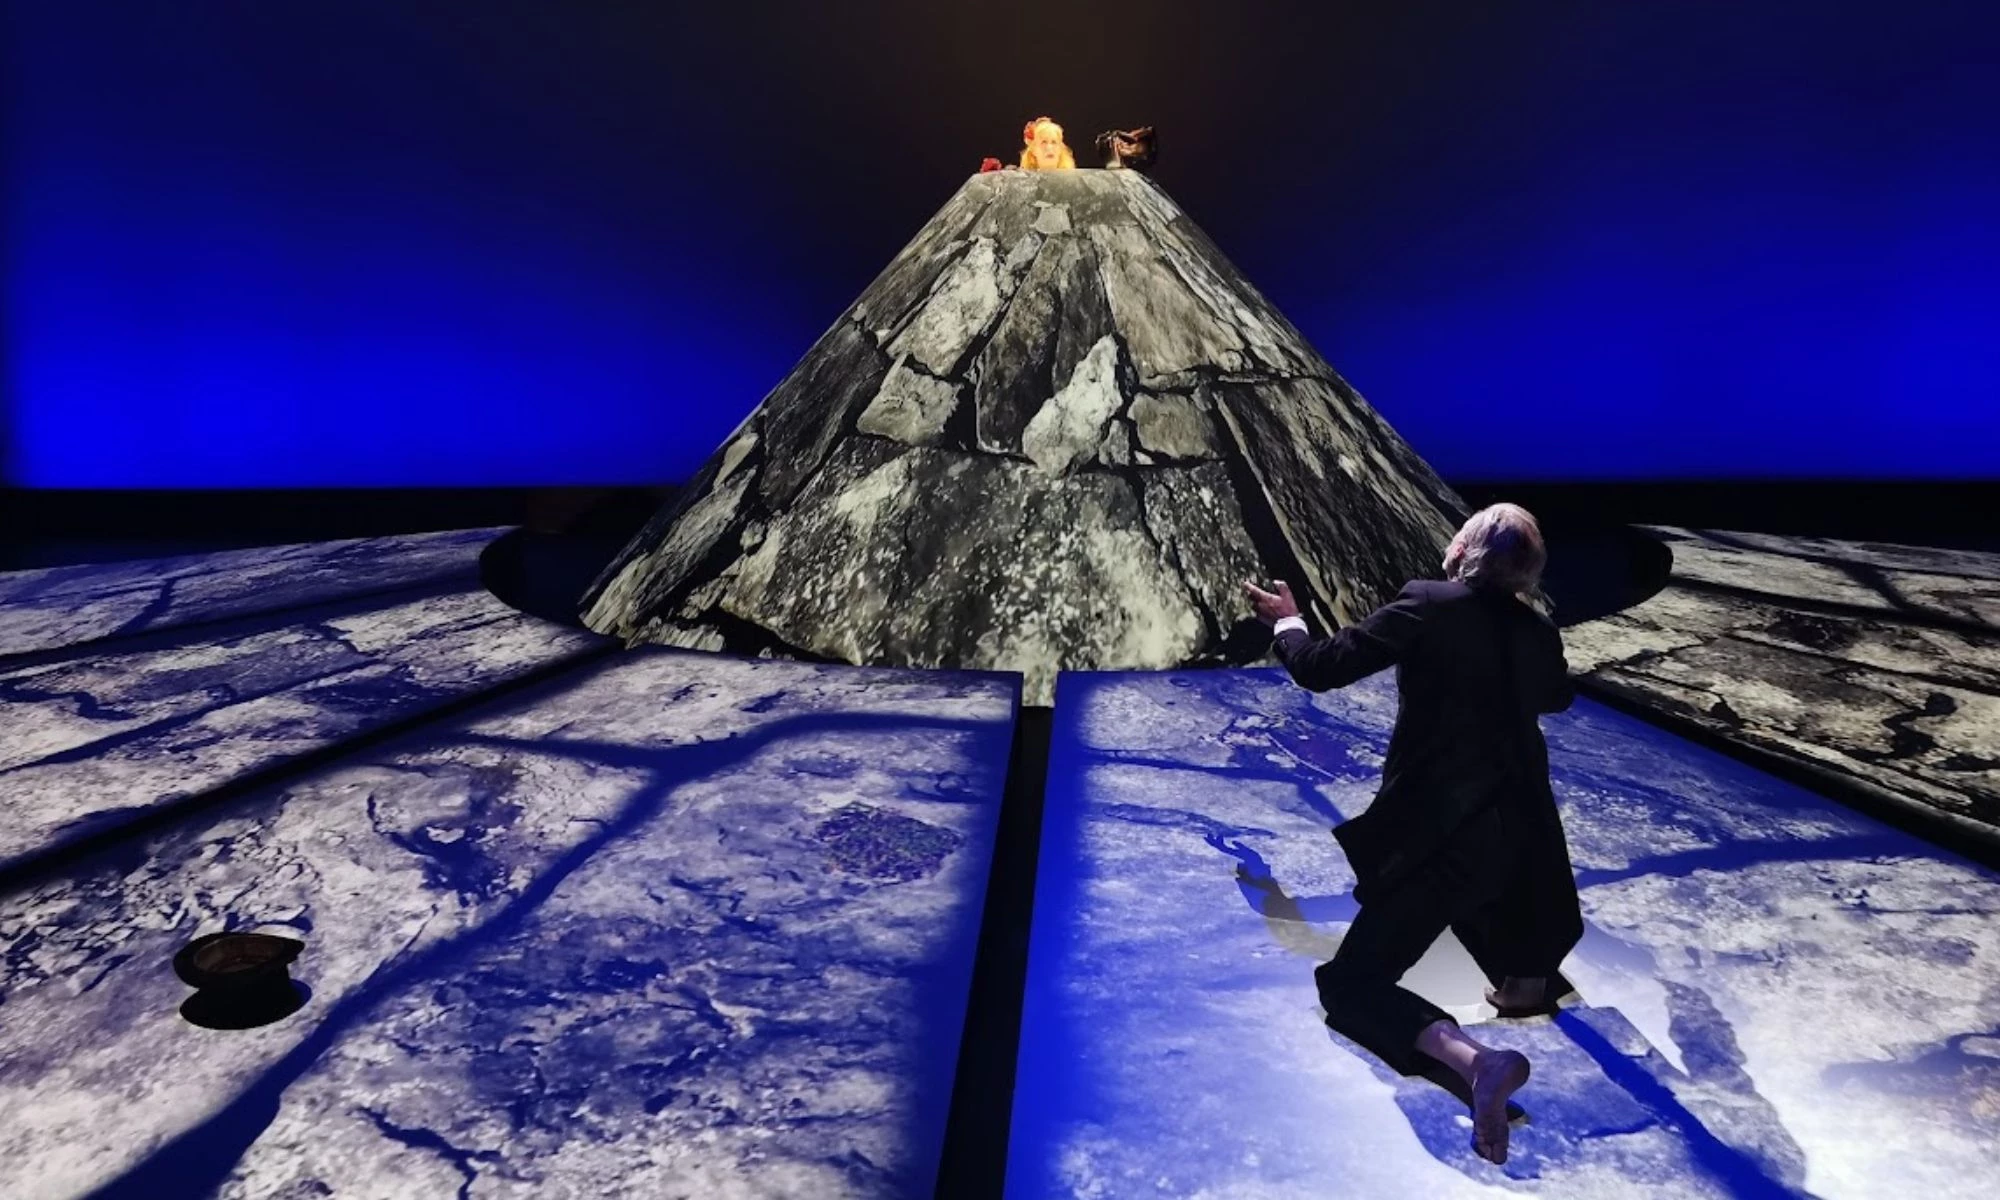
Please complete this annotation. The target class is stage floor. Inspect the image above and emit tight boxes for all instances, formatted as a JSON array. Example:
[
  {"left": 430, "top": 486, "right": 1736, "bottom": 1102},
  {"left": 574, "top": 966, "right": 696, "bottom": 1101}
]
[
  {"left": 0, "top": 536, "right": 1018, "bottom": 1197},
  {"left": 1, "top": 532, "right": 1996, "bottom": 1198},
  {"left": 1009, "top": 669, "right": 2000, "bottom": 1198}
]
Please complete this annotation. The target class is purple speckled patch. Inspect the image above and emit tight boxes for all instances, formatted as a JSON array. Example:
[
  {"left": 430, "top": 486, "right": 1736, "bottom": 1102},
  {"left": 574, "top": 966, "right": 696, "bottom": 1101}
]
[{"left": 812, "top": 803, "right": 963, "bottom": 882}]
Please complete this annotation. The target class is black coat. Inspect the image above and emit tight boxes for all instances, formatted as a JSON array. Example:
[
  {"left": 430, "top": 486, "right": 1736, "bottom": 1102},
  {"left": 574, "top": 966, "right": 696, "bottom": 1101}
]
[{"left": 1274, "top": 579, "right": 1576, "bottom": 908}]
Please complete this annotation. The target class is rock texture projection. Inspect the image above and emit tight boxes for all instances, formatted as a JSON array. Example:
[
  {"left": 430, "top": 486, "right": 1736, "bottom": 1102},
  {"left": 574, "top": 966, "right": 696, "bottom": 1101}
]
[
  {"left": 1565, "top": 527, "right": 2000, "bottom": 843},
  {"left": 583, "top": 169, "right": 1465, "bottom": 704}
]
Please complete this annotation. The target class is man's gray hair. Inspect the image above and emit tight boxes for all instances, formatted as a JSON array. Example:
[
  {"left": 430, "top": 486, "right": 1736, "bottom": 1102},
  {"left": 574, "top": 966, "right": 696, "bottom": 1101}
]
[{"left": 1443, "top": 503, "right": 1547, "bottom": 595}]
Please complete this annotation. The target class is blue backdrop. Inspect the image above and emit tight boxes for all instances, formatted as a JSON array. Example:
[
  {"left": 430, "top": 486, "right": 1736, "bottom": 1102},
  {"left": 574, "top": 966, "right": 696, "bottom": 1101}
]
[{"left": 4, "top": 1, "right": 1995, "bottom": 487}]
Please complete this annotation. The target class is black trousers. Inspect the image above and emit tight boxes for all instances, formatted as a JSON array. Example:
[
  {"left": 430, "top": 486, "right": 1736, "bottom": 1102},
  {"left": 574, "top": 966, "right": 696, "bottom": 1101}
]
[{"left": 1315, "top": 805, "right": 1580, "bottom": 1075}]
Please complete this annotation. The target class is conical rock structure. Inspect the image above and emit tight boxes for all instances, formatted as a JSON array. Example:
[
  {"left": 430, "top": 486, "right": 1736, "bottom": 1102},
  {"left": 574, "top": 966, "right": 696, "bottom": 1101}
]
[{"left": 583, "top": 169, "right": 1465, "bottom": 704}]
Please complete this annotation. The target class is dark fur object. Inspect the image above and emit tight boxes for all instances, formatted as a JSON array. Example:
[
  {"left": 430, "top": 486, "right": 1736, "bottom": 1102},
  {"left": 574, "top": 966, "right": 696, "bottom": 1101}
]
[{"left": 1095, "top": 126, "right": 1156, "bottom": 170}]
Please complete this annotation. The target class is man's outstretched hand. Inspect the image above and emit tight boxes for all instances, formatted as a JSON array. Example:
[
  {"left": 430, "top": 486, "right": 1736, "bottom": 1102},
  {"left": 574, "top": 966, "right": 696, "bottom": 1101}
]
[{"left": 1242, "top": 578, "right": 1300, "bottom": 628}]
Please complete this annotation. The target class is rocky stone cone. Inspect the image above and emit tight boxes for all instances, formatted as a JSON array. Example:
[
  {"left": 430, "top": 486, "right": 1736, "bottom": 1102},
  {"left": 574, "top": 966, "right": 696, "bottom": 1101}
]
[{"left": 581, "top": 169, "right": 1466, "bottom": 705}]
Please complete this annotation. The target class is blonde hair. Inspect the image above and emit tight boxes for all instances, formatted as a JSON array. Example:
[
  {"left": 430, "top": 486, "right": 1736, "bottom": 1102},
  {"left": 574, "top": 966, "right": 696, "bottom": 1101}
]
[
  {"left": 1443, "top": 503, "right": 1547, "bottom": 598},
  {"left": 1020, "top": 117, "right": 1076, "bottom": 170}
]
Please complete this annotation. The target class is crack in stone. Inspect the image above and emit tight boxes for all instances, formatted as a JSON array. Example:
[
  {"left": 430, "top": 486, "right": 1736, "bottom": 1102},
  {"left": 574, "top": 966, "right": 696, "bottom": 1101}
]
[
  {"left": 1599, "top": 670, "right": 1995, "bottom": 811},
  {"left": 1712, "top": 627, "right": 2000, "bottom": 699},
  {"left": 1599, "top": 633, "right": 1996, "bottom": 800},
  {"left": 2, "top": 573, "right": 481, "bottom": 677},
  {"left": 358, "top": 1106, "right": 492, "bottom": 1200},
  {"left": 107, "top": 574, "right": 181, "bottom": 640},
  {"left": 1208, "top": 400, "right": 1339, "bottom": 634},
  {"left": 1668, "top": 574, "right": 1994, "bottom": 639},
  {"left": 1692, "top": 528, "right": 2000, "bottom": 585},
  {"left": 0, "top": 675, "right": 140, "bottom": 722},
  {"left": 1126, "top": 472, "right": 1226, "bottom": 656},
  {"left": 0, "top": 660, "right": 381, "bottom": 776},
  {"left": 1134, "top": 363, "right": 1339, "bottom": 395}
]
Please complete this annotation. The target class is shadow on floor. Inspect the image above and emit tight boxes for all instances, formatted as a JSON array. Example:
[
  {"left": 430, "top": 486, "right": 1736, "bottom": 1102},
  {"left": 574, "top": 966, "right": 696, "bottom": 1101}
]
[
  {"left": 1539, "top": 525, "right": 1674, "bottom": 629},
  {"left": 478, "top": 489, "right": 669, "bottom": 629}
]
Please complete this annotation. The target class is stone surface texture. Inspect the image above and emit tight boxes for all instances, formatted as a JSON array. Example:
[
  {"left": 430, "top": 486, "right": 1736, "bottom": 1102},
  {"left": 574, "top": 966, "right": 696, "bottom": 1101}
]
[
  {"left": 582, "top": 170, "right": 1465, "bottom": 705},
  {"left": 1565, "top": 528, "right": 2000, "bottom": 840},
  {"left": 1009, "top": 668, "right": 2000, "bottom": 1198},
  {"left": 0, "top": 585, "right": 606, "bottom": 874},
  {"left": 0, "top": 651, "right": 1016, "bottom": 1199},
  {"left": 0, "top": 528, "right": 502, "bottom": 660}
]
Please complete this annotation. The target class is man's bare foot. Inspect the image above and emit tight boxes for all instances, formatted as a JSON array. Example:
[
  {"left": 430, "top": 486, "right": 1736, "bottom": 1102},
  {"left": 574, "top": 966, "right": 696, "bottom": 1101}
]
[{"left": 1470, "top": 1049, "right": 1530, "bottom": 1164}]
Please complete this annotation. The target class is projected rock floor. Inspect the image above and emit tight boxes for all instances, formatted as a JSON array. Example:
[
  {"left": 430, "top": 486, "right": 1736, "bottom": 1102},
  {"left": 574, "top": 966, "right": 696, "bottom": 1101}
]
[
  {"left": 0, "top": 652, "right": 1016, "bottom": 1198},
  {"left": 1008, "top": 668, "right": 2000, "bottom": 1198},
  {"left": 0, "top": 543, "right": 1019, "bottom": 1199},
  {"left": 1565, "top": 527, "right": 2000, "bottom": 842},
  {"left": 0, "top": 583, "right": 606, "bottom": 873},
  {"left": 3, "top": 533, "right": 1998, "bottom": 1198},
  {"left": 0, "top": 527, "right": 504, "bottom": 659}
]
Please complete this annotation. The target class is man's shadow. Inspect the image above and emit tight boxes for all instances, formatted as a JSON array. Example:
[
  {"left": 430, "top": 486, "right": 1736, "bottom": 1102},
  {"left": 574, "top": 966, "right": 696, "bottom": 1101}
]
[
  {"left": 1200, "top": 832, "right": 1817, "bottom": 1194},
  {"left": 1206, "top": 831, "right": 1520, "bottom": 1019}
]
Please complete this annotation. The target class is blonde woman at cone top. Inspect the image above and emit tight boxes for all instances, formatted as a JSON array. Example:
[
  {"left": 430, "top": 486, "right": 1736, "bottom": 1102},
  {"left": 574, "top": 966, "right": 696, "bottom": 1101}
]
[{"left": 1020, "top": 116, "right": 1076, "bottom": 170}]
